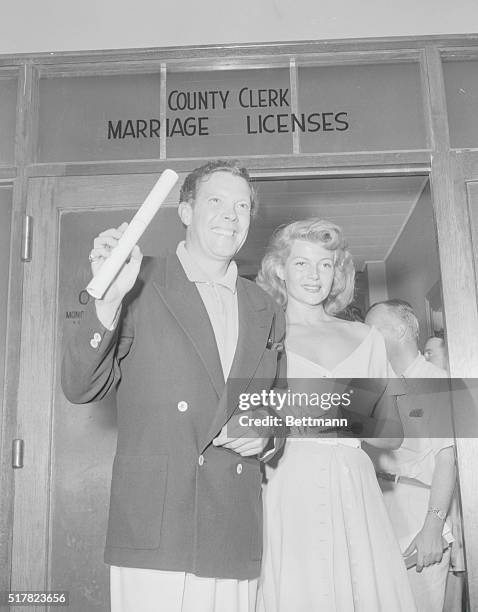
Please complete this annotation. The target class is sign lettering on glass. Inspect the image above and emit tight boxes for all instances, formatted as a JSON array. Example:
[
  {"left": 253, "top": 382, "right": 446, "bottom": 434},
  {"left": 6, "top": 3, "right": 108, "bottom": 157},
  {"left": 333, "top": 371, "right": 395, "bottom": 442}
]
[{"left": 106, "top": 85, "right": 349, "bottom": 140}]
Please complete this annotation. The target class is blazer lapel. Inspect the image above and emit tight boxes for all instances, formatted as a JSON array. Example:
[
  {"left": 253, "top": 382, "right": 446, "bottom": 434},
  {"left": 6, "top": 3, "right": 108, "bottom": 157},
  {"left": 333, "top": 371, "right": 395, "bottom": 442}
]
[
  {"left": 152, "top": 253, "right": 225, "bottom": 398},
  {"left": 227, "top": 278, "right": 275, "bottom": 407},
  {"left": 201, "top": 278, "right": 274, "bottom": 450}
]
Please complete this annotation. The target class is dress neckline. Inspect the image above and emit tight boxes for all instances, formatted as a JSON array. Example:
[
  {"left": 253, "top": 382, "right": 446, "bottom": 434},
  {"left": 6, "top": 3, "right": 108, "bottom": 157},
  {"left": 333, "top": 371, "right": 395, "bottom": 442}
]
[{"left": 286, "top": 326, "right": 376, "bottom": 375}]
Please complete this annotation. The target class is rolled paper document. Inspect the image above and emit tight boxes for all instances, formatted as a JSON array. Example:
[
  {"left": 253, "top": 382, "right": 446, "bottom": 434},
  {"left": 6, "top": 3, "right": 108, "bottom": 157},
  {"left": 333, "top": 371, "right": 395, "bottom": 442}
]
[{"left": 86, "top": 168, "right": 179, "bottom": 299}]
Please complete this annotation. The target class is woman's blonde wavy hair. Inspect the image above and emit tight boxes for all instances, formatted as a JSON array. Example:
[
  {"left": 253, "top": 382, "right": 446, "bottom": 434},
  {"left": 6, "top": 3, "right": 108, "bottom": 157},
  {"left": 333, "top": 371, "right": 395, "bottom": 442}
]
[{"left": 256, "top": 218, "right": 355, "bottom": 315}]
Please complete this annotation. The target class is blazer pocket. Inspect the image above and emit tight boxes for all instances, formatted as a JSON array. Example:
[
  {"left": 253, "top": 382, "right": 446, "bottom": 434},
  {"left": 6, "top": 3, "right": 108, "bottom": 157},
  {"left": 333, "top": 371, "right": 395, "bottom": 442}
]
[{"left": 106, "top": 454, "right": 168, "bottom": 550}]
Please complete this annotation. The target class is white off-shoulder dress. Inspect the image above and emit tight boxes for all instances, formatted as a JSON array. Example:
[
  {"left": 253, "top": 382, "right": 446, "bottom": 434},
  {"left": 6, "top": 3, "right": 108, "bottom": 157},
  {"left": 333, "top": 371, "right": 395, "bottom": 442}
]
[{"left": 258, "top": 326, "right": 417, "bottom": 612}]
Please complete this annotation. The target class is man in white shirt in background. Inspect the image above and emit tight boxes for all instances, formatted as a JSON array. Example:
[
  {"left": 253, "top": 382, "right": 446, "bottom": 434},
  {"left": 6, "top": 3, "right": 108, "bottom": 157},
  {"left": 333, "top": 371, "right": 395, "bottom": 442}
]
[
  {"left": 424, "top": 336, "right": 449, "bottom": 373},
  {"left": 365, "top": 299, "right": 456, "bottom": 612}
]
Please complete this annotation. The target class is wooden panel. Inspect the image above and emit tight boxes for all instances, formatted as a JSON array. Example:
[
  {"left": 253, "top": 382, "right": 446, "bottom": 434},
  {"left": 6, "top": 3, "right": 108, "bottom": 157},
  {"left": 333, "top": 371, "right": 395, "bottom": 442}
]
[
  {"left": 1, "top": 63, "right": 35, "bottom": 608},
  {"left": 466, "top": 180, "right": 478, "bottom": 277},
  {"left": 0, "top": 75, "right": 18, "bottom": 165},
  {"left": 424, "top": 47, "right": 478, "bottom": 610},
  {"left": 0, "top": 167, "right": 17, "bottom": 179},
  {"left": 258, "top": 200, "right": 412, "bottom": 214},
  {"left": 425, "top": 50, "right": 478, "bottom": 373},
  {"left": 0, "top": 184, "right": 14, "bottom": 600},
  {"left": 0, "top": 35, "right": 476, "bottom": 69},
  {"left": 432, "top": 152, "right": 478, "bottom": 609},
  {"left": 257, "top": 174, "right": 425, "bottom": 193},
  {"left": 0, "top": 186, "right": 13, "bottom": 430},
  {"left": 11, "top": 178, "right": 57, "bottom": 608},
  {"left": 443, "top": 59, "right": 478, "bottom": 149},
  {"left": 25, "top": 151, "right": 431, "bottom": 178},
  {"left": 54, "top": 172, "right": 185, "bottom": 208}
]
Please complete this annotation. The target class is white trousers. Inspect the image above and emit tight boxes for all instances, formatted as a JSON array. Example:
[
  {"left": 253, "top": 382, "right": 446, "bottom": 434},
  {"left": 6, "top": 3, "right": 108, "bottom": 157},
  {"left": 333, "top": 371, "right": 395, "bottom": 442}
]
[
  {"left": 381, "top": 482, "right": 451, "bottom": 612},
  {"left": 407, "top": 548, "right": 451, "bottom": 612},
  {"left": 110, "top": 566, "right": 258, "bottom": 612}
]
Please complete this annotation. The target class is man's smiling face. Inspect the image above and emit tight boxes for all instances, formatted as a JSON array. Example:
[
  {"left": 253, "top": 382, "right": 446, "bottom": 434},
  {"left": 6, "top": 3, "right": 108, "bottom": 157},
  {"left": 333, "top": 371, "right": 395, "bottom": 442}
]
[{"left": 179, "top": 171, "right": 252, "bottom": 264}]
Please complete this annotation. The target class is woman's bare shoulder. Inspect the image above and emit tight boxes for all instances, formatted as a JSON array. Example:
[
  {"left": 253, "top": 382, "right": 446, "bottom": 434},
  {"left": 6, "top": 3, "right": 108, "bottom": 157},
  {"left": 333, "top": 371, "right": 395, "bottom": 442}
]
[{"left": 334, "top": 319, "right": 372, "bottom": 340}]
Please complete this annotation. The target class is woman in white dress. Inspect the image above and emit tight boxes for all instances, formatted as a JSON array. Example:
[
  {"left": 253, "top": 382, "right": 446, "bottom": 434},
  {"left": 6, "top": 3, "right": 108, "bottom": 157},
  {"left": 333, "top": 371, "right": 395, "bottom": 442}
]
[{"left": 256, "top": 219, "right": 416, "bottom": 612}]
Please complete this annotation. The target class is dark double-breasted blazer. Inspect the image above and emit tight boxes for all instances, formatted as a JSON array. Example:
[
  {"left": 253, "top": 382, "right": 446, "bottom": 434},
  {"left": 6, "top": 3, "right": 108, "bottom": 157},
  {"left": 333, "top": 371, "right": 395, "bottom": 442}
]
[{"left": 61, "top": 252, "right": 286, "bottom": 579}]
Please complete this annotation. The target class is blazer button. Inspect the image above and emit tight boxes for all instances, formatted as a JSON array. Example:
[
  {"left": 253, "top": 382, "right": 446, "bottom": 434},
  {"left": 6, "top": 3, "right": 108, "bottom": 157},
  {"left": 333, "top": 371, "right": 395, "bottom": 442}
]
[
  {"left": 89, "top": 339, "right": 99, "bottom": 349},
  {"left": 236, "top": 463, "right": 243, "bottom": 474},
  {"left": 177, "top": 401, "right": 188, "bottom": 412},
  {"left": 198, "top": 455, "right": 204, "bottom": 466},
  {"left": 93, "top": 332, "right": 102, "bottom": 342}
]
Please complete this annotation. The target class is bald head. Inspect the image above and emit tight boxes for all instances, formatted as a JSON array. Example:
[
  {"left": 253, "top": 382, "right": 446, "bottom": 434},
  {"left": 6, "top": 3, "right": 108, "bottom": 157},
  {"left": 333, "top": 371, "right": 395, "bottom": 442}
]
[{"left": 365, "top": 300, "right": 419, "bottom": 353}]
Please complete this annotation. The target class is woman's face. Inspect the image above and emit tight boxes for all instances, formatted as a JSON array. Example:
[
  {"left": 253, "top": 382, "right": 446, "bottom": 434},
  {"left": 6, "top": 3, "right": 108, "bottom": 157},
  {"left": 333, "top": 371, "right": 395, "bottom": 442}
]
[{"left": 279, "top": 239, "right": 335, "bottom": 307}]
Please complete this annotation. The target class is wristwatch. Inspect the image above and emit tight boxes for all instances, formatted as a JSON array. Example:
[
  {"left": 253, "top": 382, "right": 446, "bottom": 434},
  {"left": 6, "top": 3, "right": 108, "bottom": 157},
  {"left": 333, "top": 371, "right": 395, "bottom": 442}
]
[{"left": 427, "top": 506, "right": 447, "bottom": 520}]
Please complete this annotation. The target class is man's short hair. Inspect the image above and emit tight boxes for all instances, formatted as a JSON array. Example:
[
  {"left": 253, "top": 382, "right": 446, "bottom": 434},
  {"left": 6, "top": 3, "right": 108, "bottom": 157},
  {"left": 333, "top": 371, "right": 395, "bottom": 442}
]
[
  {"left": 367, "top": 299, "right": 420, "bottom": 340},
  {"left": 179, "top": 159, "right": 258, "bottom": 216}
]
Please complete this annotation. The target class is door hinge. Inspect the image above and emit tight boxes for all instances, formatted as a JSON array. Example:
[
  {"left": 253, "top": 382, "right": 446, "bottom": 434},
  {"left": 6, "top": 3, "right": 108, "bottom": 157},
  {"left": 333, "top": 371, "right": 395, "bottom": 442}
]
[
  {"left": 21, "top": 214, "right": 33, "bottom": 262},
  {"left": 12, "top": 439, "right": 24, "bottom": 468}
]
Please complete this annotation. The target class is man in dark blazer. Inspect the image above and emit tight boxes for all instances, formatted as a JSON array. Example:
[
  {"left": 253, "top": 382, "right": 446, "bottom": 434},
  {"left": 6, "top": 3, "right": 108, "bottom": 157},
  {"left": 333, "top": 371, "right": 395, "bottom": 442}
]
[{"left": 62, "top": 160, "right": 286, "bottom": 612}]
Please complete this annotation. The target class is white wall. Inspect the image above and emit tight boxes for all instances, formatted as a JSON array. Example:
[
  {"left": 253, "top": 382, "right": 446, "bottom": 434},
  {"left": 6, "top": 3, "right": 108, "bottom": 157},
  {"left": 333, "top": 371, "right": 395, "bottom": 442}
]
[{"left": 1, "top": 0, "right": 478, "bottom": 55}]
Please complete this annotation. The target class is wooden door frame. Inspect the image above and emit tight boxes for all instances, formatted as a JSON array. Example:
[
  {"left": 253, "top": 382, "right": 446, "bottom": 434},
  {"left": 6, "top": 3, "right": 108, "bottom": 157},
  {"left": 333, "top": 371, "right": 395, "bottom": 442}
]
[
  {"left": 0, "top": 62, "right": 34, "bottom": 610},
  {"left": 440, "top": 150, "right": 478, "bottom": 608},
  {"left": 0, "top": 176, "right": 26, "bottom": 606}
]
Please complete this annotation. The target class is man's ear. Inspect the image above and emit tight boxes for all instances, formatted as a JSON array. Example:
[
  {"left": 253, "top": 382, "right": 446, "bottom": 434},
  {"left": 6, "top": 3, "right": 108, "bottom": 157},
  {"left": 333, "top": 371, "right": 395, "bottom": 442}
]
[
  {"left": 178, "top": 201, "right": 193, "bottom": 226},
  {"left": 396, "top": 323, "right": 407, "bottom": 341}
]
